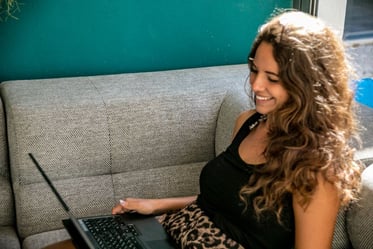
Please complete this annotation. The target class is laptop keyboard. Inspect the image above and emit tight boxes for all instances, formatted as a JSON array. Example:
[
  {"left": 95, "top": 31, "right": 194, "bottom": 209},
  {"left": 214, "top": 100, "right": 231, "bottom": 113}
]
[{"left": 83, "top": 216, "right": 145, "bottom": 249}]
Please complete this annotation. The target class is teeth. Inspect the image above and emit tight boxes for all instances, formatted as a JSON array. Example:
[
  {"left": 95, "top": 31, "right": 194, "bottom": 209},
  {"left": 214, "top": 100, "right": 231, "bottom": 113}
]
[{"left": 256, "top": 95, "right": 272, "bottom": 101}]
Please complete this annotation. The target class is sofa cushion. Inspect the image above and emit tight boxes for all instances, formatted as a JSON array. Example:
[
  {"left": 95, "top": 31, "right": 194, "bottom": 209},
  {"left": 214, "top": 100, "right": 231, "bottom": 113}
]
[
  {"left": 215, "top": 89, "right": 252, "bottom": 155},
  {"left": 0, "top": 227, "right": 21, "bottom": 249},
  {"left": 22, "top": 229, "right": 70, "bottom": 249},
  {"left": 347, "top": 163, "right": 373, "bottom": 249}
]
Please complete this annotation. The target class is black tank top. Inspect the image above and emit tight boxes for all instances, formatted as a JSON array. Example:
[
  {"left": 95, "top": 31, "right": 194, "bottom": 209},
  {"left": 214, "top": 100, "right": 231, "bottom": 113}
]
[{"left": 197, "top": 112, "right": 294, "bottom": 249}]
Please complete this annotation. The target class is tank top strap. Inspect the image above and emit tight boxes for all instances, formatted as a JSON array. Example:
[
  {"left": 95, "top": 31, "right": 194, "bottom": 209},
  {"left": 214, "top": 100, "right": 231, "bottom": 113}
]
[{"left": 231, "top": 112, "right": 266, "bottom": 147}]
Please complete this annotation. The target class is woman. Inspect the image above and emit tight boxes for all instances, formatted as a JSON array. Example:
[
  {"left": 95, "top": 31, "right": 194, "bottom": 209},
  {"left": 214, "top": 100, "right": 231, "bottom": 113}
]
[{"left": 112, "top": 10, "right": 363, "bottom": 249}]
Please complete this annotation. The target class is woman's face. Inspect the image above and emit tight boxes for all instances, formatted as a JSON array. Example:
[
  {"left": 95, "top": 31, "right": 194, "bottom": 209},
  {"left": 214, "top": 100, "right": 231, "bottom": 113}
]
[{"left": 249, "top": 42, "right": 289, "bottom": 115}]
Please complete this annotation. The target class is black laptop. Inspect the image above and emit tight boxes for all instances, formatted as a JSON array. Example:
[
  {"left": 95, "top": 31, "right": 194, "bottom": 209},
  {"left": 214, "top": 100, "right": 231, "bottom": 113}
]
[{"left": 29, "top": 153, "right": 176, "bottom": 249}]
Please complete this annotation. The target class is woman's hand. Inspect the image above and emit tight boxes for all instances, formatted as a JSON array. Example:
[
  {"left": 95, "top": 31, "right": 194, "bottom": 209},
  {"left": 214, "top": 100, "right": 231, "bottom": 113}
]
[
  {"left": 112, "top": 196, "right": 197, "bottom": 215},
  {"left": 112, "top": 198, "right": 156, "bottom": 215}
]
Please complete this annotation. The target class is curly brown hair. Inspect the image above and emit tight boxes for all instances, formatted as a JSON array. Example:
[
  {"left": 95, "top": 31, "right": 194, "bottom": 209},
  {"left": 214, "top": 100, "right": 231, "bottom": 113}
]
[{"left": 240, "top": 10, "right": 363, "bottom": 222}]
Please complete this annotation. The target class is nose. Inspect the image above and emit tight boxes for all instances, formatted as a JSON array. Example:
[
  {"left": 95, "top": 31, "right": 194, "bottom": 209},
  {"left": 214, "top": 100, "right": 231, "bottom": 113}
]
[{"left": 250, "top": 73, "right": 266, "bottom": 92}]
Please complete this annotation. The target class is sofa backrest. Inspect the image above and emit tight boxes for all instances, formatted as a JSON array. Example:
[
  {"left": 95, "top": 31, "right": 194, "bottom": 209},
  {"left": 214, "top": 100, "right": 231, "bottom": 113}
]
[
  {"left": 0, "top": 97, "right": 14, "bottom": 228},
  {"left": 0, "top": 64, "right": 250, "bottom": 239}
]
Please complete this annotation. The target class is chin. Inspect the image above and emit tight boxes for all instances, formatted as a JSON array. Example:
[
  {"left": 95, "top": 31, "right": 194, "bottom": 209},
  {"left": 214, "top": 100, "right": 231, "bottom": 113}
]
[{"left": 255, "top": 106, "right": 273, "bottom": 115}]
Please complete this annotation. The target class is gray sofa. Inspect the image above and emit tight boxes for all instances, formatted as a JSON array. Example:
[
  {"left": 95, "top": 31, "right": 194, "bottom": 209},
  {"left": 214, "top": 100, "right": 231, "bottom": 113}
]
[{"left": 0, "top": 64, "right": 372, "bottom": 249}]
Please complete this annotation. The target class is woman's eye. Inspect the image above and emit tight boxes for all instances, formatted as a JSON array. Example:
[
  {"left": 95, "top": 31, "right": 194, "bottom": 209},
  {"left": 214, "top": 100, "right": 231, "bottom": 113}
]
[{"left": 268, "top": 77, "right": 280, "bottom": 83}]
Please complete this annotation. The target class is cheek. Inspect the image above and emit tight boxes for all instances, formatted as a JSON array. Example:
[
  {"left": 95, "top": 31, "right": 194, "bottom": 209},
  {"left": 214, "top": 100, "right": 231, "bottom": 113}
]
[
  {"left": 249, "top": 73, "right": 256, "bottom": 86},
  {"left": 283, "top": 91, "right": 290, "bottom": 104},
  {"left": 278, "top": 86, "right": 290, "bottom": 103}
]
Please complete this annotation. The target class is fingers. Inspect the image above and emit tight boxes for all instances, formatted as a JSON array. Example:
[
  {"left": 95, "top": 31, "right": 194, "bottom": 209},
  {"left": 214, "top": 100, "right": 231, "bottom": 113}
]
[
  {"left": 112, "top": 198, "right": 154, "bottom": 215},
  {"left": 111, "top": 204, "right": 122, "bottom": 215},
  {"left": 111, "top": 199, "right": 128, "bottom": 215}
]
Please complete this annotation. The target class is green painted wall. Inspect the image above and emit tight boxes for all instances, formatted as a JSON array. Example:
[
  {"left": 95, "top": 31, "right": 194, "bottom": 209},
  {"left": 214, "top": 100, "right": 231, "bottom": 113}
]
[{"left": 0, "top": 0, "right": 291, "bottom": 82}]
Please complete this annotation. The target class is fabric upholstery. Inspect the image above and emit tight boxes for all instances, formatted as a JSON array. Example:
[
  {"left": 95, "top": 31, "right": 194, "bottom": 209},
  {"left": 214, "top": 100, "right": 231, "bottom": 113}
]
[
  {"left": 215, "top": 89, "right": 253, "bottom": 155},
  {"left": 0, "top": 97, "right": 13, "bottom": 226},
  {"left": 0, "top": 97, "right": 20, "bottom": 249},
  {"left": 332, "top": 208, "right": 353, "bottom": 249},
  {"left": 0, "top": 64, "right": 250, "bottom": 242},
  {"left": 346, "top": 163, "right": 373, "bottom": 249},
  {"left": 0, "top": 227, "right": 21, "bottom": 249},
  {"left": 22, "top": 229, "right": 70, "bottom": 249}
]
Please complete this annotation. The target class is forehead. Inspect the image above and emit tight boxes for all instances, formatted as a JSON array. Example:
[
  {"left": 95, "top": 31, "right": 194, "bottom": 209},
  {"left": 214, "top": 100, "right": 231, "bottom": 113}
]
[{"left": 252, "top": 42, "right": 279, "bottom": 71}]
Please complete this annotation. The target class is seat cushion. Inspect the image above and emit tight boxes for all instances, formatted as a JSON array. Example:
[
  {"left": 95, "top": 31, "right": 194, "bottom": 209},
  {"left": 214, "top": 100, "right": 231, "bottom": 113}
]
[{"left": 22, "top": 229, "right": 70, "bottom": 249}]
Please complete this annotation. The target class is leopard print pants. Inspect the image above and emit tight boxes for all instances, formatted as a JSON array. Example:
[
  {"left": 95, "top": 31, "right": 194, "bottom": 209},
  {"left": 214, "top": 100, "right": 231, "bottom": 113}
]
[{"left": 158, "top": 202, "right": 244, "bottom": 249}]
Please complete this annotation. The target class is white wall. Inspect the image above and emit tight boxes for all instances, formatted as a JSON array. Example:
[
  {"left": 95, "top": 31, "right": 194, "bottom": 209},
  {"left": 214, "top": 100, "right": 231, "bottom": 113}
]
[{"left": 317, "top": 0, "right": 347, "bottom": 38}]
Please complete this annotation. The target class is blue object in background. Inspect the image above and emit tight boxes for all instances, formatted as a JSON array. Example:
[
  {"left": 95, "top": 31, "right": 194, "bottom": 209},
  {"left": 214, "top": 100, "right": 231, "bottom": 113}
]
[{"left": 355, "top": 78, "right": 373, "bottom": 108}]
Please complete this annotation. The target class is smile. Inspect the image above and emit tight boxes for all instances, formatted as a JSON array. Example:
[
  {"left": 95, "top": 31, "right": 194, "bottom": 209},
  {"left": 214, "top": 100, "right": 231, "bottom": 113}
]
[{"left": 256, "top": 95, "right": 272, "bottom": 101}]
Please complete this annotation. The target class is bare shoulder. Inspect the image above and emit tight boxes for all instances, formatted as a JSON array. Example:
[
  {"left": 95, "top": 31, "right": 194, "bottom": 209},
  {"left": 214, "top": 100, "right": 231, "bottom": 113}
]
[{"left": 231, "top": 109, "right": 257, "bottom": 139}]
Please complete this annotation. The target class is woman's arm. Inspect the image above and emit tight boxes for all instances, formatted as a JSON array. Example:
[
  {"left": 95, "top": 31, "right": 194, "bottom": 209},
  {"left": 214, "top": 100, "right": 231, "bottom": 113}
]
[
  {"left": 293, "top": 174, "right": 340, "bottom": 249},
  {"left": 112, "top": 196, "right": 197, "bottom": 215}
]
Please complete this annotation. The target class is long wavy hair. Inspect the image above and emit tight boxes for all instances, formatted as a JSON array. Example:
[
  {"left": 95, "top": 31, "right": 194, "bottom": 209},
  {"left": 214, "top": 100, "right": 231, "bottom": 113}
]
[{"left": 240, "top": 10, "right": 363, "bottom": 222}]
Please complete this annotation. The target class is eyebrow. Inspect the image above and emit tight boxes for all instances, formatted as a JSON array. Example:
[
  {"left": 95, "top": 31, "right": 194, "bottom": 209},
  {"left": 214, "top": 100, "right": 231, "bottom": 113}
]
[{"left": 249, "top": 58, "right": 280, "bottom": 77}]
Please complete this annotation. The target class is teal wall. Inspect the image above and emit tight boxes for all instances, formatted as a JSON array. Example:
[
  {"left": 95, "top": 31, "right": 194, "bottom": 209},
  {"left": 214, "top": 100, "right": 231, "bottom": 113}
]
[{"left": 0, "top": 0, "right": 291, "bottom": 82}]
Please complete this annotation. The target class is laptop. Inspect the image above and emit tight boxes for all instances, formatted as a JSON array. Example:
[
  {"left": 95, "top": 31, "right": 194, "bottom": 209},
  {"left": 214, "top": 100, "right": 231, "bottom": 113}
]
[{"left": 28, "top": 153, "right": 176, "bottom": 249}]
